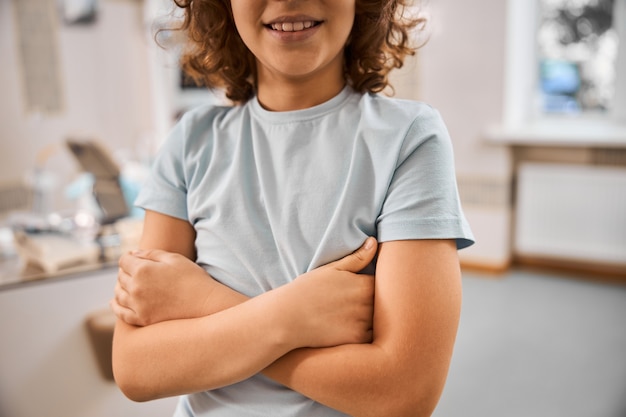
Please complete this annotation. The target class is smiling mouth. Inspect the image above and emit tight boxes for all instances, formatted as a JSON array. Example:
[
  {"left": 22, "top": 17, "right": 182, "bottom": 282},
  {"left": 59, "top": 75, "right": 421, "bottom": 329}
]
[{"left": 267, "top": 20, "right": 321, "bottom": 32}]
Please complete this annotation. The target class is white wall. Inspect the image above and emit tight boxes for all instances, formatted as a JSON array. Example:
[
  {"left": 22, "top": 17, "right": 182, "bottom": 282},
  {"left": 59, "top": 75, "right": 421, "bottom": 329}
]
[
  {"left": 418, "top": 0, "right": 511, "bottom": 178},
  {"left": 0, "top": 0, "right": 156, "bottom": 210},
  {"left": 415, "top": 0, "right": 514, "bottom": 269}
]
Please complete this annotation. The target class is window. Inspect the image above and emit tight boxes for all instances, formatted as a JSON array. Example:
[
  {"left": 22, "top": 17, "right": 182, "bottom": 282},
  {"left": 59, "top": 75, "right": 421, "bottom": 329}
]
[
  {"left": 537, "top": 0, "right": 618, "bottom": 115},
  {"left": 497, "top": 0, "right": 626, "bottom": 144}
]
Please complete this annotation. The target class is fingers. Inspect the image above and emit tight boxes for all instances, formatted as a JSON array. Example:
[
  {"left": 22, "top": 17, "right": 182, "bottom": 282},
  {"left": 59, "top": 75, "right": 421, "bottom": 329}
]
[
  {"left": 112, "top": 279, "right": 151, "bottom": 327},
  {"left": 110, "top": 297, "right": 142, "bottom": 327},
  {"left": 110, "top": 286, "right": 137, "bottom": 325},
  {"left": 112, "top": 268, "right": 144, "bottom": 326},
  {"left": 119, "top": 249, "right": 191, "bottom": 281},
  {"left": 331, "top": 237, "right": 378, "bottom": 273},
  {"left": 117, "top": 267, "right": 131, "bottom": 291},
  {"left": 129, "top": 248, "right": 170, "bottom": 261},
  {"left": 118, "top": 247, "right": 170, "bottom": 268},
  {"left": 118, "top": 251, "right": 141, "bottom": 277},
  {"left": 118, "top": 250, "right": 164, "bottom": 280},
  {"left": 114, "top": 271, "right": 131, "bottom": 304}
]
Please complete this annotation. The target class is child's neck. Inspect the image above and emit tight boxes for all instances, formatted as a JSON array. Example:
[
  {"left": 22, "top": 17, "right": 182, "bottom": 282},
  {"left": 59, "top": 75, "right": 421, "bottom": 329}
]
[{"left": 256, "top": 73, "right": 346, "bottom": 112}]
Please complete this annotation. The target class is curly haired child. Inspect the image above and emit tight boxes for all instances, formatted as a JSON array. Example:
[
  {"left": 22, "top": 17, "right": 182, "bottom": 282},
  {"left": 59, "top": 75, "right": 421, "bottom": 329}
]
[{"left": 111, "top": 1, "right": 474, "bottom": 416}]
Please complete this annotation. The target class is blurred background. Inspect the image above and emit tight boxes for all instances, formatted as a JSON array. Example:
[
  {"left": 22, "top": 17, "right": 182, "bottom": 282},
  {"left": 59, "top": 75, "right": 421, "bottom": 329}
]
[{"left": 0, "top": 0, "right": 624, "bottom": 416}]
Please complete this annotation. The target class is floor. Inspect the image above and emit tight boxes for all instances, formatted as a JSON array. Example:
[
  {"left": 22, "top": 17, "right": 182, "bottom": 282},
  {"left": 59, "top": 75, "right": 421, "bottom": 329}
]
[{"left": 433, "top": 268, "right": 626, "bottom": 417}]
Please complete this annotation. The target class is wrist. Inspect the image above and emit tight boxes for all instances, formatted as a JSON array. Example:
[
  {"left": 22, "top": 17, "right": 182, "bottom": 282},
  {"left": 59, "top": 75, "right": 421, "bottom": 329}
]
[
  {"left": 261, "top": 284, "right": 307, "bottom": 351},
  {"left": 198, "top": 279, "right": 250, "bottom": 317}
]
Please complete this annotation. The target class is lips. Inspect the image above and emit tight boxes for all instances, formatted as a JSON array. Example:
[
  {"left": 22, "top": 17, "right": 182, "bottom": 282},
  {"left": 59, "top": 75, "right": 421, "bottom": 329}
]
[
  {"left": 265, "top": 15, "right": 323, "bottom": 33},
  {"left": 269, "top": 20, "right": 320, "bottom": 32}
]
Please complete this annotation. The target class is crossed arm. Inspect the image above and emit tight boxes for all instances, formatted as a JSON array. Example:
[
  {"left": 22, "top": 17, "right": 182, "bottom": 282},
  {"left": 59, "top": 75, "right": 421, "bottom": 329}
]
[{"left": 111, "top": 210, "right": 462, "bottom": 417}]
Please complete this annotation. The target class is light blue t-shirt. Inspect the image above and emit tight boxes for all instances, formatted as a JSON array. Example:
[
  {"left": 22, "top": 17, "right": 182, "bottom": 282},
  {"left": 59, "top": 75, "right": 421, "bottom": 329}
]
[{"left": 136, "top": 86, "right": 474, "bottom": 417}]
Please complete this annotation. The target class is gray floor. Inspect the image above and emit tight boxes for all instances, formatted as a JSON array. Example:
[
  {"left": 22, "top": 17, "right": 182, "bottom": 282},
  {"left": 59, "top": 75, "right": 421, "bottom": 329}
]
[{"left": 433, "top": 268, "right": 626, "bottom": 417}]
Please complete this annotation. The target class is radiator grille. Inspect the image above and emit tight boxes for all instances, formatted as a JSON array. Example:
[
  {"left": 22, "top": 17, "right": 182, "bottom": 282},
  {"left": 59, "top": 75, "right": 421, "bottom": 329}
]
[{"left": 515, "top": 163, "right": 626, "bottom": 266}]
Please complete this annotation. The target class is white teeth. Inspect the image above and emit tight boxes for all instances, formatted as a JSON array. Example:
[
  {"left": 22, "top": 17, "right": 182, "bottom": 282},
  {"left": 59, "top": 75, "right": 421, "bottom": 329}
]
[{"left": 270, "top": 21, "right": 316, "bottom": 32}]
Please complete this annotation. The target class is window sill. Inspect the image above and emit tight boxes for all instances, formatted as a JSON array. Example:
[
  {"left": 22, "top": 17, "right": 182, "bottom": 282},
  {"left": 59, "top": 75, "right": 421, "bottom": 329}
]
[{"left": 485, "top": 119, "right": 626, "bottom": 148}]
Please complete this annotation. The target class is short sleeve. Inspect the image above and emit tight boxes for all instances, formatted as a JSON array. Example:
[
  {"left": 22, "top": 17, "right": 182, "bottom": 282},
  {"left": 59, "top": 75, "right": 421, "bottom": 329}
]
[
  {"left": 134, "top": 120, "right": 189, "bottom": 221},
  {"left": 376, "top": 107, "right": 474, "bottom": 250}
]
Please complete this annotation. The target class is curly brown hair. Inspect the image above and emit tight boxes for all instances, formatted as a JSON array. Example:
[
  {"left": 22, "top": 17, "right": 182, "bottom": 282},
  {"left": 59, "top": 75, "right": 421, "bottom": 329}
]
[{"left": 171, "top": 0, "right": 426, "bottom": 104}]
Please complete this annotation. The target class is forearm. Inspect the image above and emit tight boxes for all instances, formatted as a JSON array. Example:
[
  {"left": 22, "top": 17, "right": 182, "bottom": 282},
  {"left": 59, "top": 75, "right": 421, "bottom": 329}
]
[
  {"left": 113, "top": 288, "right": 294, "bottom": 402},
  {"left": 132, "top": 270, "right": 444, "bottom": 415},
  {"left": 263, "top": 343, "right": 441, "bottom": 417},
  {"left": 116, "top": 228, "right": 458, "bottom": 416},
  {"left": 112, "top": 256, "right": 375, "bottom": 402},
  {"left": 174, "top": 284, "right": 442, "bottom": 416}
]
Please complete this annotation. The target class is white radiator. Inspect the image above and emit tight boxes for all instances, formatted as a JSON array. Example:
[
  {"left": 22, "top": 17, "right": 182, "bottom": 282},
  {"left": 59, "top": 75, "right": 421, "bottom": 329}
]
[{"left": 515, "top": 162, "right": 626, "bottom": 266}]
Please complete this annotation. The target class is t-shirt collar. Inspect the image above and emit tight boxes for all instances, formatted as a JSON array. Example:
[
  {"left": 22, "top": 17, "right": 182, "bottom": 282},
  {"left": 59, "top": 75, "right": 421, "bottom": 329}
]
[{"left": 249, "top": 85, "right": 354, "bottom": 123}]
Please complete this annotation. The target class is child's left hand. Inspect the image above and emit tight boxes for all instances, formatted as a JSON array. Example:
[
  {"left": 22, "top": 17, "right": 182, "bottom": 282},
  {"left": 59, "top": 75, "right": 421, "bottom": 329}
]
[{"left": 110, "top": 249, "right": 245, "bottom": 326}]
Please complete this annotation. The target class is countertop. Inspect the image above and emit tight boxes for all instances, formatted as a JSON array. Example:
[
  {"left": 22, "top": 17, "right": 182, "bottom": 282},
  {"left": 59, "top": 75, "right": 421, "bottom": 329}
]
[{"left": 0, "top": 255, "right": 117, "bottom": 291}]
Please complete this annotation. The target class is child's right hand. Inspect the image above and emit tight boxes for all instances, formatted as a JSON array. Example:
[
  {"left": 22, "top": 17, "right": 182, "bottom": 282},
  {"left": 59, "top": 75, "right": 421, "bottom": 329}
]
[
  {"left": 276, "top": 237, "right": 377, "bottom": 349},
  {"left": 111, "top": 249, "right": 223, "bottom": 326}
]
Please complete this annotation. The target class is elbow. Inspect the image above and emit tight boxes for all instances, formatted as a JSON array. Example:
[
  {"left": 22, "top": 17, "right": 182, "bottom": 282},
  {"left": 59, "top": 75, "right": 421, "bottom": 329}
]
[
  {"left": 364, "top": 396, "right": 439, "bottom": 417},
  {"left": 395, "top": 396, "right": 440, "bottom": 417},
  {"left": 113, "top": 361, "right": 173, "bottom": 402},
  {"left": 112, "top": 359, "right": 157, "bottom": 402},
  {"left": 112, "top": 338, "right": 163, "bottom": 402},
  {"left": 112, "top": 346, "right": 174, "bottom": 402},
  {"left": 112, "top": 346, "right": 183, "bottom": 402},
  {"left": 115, "top": 381, "right": 146, "bottom": 403},
  {"left": 393, "top": 377, "right": 447, "bottom": 417},
  {"left": 111, "top": 322, "right": 173, "bottom": 402},
  {"left": 113, "top": 378, "right": 153, "bottom": 403},
  {"left": 359, "top": 375, "right": 445, "bottom": 417}
]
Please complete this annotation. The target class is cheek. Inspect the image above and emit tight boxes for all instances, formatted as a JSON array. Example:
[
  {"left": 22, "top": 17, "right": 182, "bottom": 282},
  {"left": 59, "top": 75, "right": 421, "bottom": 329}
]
[
  {"left": 230, "top": 4, "right": 256, "bottom": 47},
  {"left": 336, "top": 4, "right": 356, "bottom": 43}
]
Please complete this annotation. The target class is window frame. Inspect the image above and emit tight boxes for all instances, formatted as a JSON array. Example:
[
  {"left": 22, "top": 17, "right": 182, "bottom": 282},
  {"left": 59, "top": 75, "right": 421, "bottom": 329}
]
[{"left": 491, "top": 0, "right": 626, "bottom": 147}]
